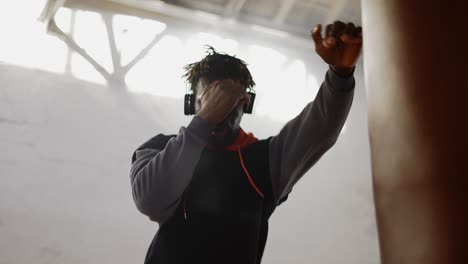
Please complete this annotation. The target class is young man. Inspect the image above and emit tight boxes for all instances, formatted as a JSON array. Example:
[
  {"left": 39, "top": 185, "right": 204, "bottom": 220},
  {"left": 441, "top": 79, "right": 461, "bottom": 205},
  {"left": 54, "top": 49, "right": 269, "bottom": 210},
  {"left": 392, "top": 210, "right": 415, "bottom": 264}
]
[{"left": 130, "top": 21, "right": 362, "bottom": 264}]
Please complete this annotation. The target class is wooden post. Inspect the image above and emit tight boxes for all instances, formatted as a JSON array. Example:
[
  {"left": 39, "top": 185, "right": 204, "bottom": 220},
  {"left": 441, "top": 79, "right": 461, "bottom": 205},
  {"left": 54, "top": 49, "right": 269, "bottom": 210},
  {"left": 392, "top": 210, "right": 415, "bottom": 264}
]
[{"left": 361, "top": 1, "right": 468, "bottom": 263}]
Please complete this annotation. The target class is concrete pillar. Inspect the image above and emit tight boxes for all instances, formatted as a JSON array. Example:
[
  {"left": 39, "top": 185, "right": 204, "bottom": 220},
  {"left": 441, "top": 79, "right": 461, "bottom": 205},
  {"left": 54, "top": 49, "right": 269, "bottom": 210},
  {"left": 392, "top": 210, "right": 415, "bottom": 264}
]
[{"left": 361, "top": 1, "right": 468, "bottom": 263}]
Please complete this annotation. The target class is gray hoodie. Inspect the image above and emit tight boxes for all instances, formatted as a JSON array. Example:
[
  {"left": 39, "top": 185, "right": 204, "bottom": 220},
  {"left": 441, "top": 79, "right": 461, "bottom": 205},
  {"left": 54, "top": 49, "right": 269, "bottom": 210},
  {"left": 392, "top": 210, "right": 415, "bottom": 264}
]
[{"left": 130, "top": 68, "right": 355, "bottom": 223}]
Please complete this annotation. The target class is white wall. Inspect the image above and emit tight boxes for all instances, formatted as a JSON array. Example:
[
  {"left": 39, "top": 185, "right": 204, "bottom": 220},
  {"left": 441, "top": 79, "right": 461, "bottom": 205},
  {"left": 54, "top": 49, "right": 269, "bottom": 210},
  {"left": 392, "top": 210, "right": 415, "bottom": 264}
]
[{"left": 0, "top": 1, "right": 379, "bottom": 263}]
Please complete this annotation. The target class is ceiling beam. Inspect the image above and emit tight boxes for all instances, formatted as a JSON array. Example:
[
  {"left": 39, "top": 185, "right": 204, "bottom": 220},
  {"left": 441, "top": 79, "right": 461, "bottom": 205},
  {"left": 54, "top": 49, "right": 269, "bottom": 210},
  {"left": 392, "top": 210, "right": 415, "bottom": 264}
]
[
  {"left": 224, "top": 0, "right": 247, "bottom": 17},
  {"left": 272, "top": 0, "right": 296, "bottom": 25},
  {"left": 39, "top": 0, "right": 68, "bottom": 24},
  {"left": 61, "top": 0, "right": 313, "bottom": 48}
]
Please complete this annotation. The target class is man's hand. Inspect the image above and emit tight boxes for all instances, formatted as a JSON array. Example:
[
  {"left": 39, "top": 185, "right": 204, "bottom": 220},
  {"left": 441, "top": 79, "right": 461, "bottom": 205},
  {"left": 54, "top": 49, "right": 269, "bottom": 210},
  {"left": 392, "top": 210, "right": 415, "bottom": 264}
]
[
  {"left": 196, "top": 80, "right": 249, "bottom": 126},
  {"left": 311, "top": 21, "right": 363, "bottom": 75}
]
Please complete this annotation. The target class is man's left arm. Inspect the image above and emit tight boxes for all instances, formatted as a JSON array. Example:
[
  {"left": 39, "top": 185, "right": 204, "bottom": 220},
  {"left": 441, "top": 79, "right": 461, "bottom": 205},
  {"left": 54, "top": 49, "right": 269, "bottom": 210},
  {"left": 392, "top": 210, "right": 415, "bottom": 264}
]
[
  {"left": 269, "top": 68, "right": 354, "bottom": 203},
  {"left": 268, "top": 21, "right": 363, "bottom": 204}
]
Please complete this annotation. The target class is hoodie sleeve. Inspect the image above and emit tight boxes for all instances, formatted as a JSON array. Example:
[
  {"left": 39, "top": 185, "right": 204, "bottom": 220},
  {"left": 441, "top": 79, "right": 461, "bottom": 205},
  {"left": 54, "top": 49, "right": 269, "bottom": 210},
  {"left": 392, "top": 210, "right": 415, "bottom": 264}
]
[
  {"left": 130, "top": 116, "right": 212, "bottom": 223},
  {"left": 268, "top": 68, "right": 355, "bottom": 204}
]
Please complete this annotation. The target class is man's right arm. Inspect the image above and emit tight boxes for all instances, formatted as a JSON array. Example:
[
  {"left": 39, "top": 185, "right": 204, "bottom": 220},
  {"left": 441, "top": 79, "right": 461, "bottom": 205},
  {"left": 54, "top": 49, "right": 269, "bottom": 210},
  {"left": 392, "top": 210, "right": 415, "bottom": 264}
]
[{"left": 130, "top": 116, "right": 212, "bottom": 223}]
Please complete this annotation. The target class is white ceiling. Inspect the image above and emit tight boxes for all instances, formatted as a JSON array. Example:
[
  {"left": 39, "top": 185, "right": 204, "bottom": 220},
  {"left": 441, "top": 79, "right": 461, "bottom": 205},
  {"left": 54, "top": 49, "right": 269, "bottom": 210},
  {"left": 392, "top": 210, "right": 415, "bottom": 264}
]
[
  {"left": 43, "top": 0, "right": 361, "bottom": 40},
  {"left": 160, "top": 0, "right": 362, "bottom": 38}
]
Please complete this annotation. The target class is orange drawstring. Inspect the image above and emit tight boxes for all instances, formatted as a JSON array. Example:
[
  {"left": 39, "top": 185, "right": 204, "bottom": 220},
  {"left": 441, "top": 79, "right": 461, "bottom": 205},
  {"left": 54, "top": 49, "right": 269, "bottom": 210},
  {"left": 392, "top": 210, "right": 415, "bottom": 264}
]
[{"left": 237, "top": 146, "right": 264, "bottom": 198}]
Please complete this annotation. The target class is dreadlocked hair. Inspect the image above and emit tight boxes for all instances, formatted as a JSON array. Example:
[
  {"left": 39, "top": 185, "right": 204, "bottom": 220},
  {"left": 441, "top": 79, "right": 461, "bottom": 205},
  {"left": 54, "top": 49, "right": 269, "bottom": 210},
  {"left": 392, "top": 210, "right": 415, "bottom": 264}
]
[{"left": 183, "top": 46, "right": 255, "bottom": 91}]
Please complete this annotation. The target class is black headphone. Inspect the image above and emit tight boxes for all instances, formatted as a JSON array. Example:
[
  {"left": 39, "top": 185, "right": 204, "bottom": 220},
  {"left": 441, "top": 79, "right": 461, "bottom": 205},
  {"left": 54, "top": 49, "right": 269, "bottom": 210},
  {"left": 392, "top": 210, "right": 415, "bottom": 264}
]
[{"left": 184, "top": 87, "right": 256, "bottom": 115}]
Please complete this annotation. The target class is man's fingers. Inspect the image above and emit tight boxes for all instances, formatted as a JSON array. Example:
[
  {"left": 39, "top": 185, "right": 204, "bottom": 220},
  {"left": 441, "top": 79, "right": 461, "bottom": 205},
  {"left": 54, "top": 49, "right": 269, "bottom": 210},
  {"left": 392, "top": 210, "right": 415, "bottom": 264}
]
[
  {"left": 354, "top": 26, "right": 362, "bottom": 38},
  {"left": 325, "top": 24, "right": 333, "bottom": 38},
  {"left": 205, "top": 80, "right": 219, "bottom": 92},
  {"left": 332, "top": 21, "right": 346, "bottom": 38},
  {"left": 312, "top": 24, "right": 336, "bottom": 50},
  {"left": 311, "top": 24, "right": 324, "bottom": 50},
  {"left": 323, "top": 37, "right": 336, "bottom": 48},
  {"left": 218, "top": 80, "right": 245, "bottom": 98},
  {"left": 346, "top": 22, "right": 356, "bottom": 30},
  {"left": 343, "top": 22, "right": 356, "bottom": 38},
  {"left": 340, "top": 33, "right": 363, "bottom": 44},
  {"left": 323, "top": 22, "right": 340, "bottom": 48},
  {"left": 338, "top": 23, "right": 362, "bottom": 44},
  {"left": 209, "top": 80, "right": 220, "bottom": 88},
  {"left": 201, "top": 80, "right": 219, "bottom": 101},
  {"left": 204, "top": 80, "right": 216, "bottom": 93}
]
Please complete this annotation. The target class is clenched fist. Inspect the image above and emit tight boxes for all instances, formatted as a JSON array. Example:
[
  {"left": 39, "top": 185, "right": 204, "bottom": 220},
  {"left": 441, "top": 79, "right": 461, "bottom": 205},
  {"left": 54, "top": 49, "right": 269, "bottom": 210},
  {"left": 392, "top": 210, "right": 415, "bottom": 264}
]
[{"left": 311, "top": 21, "right": 363, "bottom": 75}]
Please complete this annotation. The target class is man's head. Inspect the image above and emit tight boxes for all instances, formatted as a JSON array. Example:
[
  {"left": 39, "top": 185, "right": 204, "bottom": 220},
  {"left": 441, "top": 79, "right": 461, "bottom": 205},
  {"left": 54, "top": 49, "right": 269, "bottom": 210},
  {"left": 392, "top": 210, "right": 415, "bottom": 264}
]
[{"left": 183, "top": 47, "right": 255, "bottom": 146}]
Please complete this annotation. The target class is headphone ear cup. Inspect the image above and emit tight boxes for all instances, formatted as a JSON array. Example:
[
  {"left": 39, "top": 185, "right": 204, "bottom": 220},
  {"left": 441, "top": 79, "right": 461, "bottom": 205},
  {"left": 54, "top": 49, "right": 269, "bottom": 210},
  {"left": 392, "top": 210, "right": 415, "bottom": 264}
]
[
  {"left": 189, "top": 94, "right": 195, "bottom": 115},
  {"left": 244, "top": 92, "right": 256, "bottom": 114},
  {"left": 184, "top": 94, "right": 192, "bottom": 115}
]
